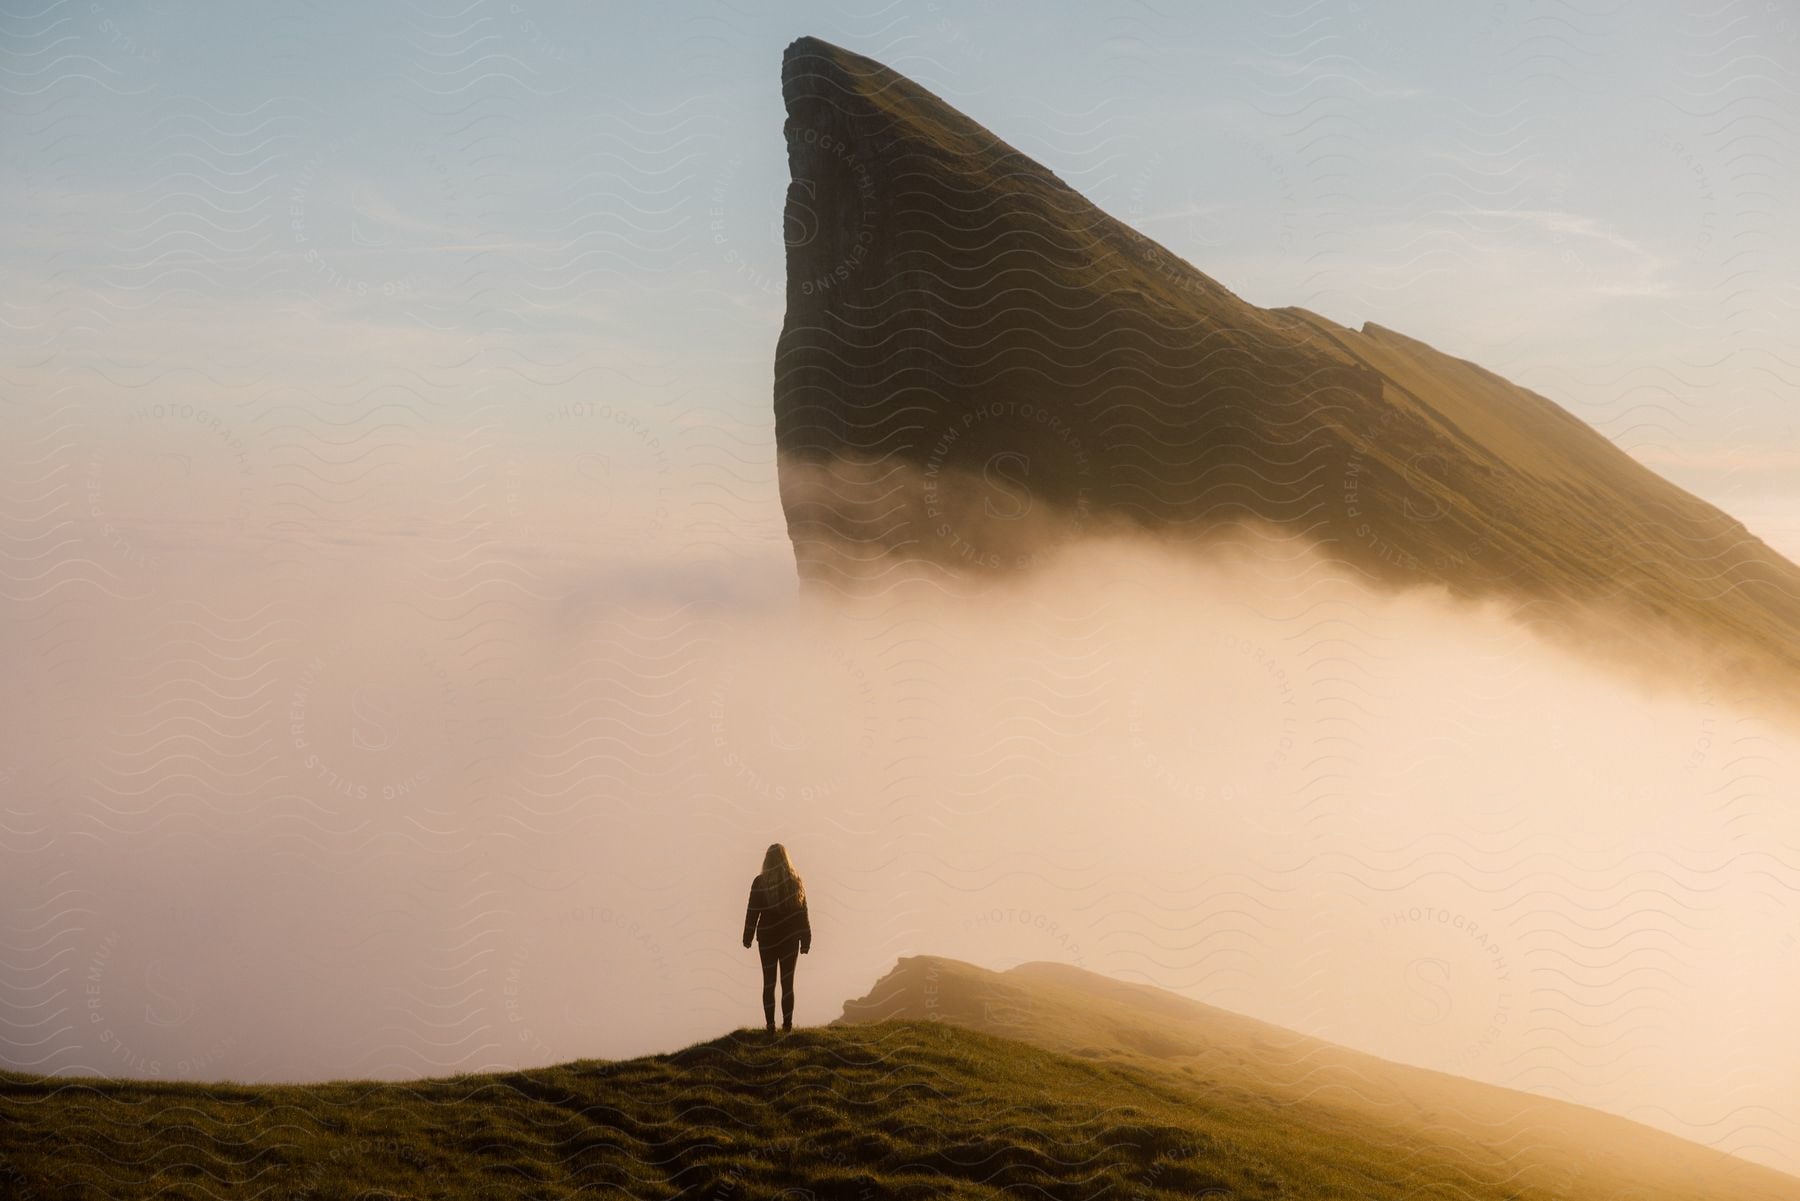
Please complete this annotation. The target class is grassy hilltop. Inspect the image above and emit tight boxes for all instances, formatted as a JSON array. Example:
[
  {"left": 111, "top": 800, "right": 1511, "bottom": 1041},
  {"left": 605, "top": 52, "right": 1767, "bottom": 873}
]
[
  {"left": 0, "top": 1021, "right": 1452, "bottom": 1201},
  {"left": 5, "top": 957, "right": 1795, "bottom": 1199}
]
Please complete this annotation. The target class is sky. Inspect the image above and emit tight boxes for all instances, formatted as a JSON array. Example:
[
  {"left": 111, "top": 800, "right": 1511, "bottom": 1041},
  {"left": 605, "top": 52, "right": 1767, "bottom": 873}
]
[
  {"left": 4, "top": 0, "right": 1800, "bottom": 1179},
  {"left": 5, "top": 0, "right": 1798, "bottom": 554}
]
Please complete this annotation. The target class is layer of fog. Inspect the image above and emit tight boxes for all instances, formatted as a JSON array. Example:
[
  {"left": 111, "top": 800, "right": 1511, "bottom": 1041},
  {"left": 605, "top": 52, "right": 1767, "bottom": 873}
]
[{"left": 3, "top": 512, "right": 1798, "bottom": 1174}]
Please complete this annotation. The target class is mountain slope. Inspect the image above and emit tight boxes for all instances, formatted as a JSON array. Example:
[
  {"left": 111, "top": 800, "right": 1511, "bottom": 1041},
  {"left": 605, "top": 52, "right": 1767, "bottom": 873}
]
[
  {"left": 773, "top": 36, "right": 1800, "bottom": 683},
  {"left": 3, "top": 1023, "right": 1264, "bottom": 1200},
  {"left": 7, "top": 960, "right": 1795, "bottom": 1198},
  {"left": 837, "top": 955, "right": 1797, "bottom": 1200}
]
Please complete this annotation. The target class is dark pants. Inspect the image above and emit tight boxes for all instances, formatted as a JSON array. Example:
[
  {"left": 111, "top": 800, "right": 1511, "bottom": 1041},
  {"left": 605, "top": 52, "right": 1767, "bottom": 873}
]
[{"left": 759, "top": 941, "right": 798, "bottom": 1030}]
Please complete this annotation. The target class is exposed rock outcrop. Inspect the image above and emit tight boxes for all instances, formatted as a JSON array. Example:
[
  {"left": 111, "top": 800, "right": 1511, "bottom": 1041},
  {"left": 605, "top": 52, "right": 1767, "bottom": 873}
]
[{"left": 774, "top": 36, "right": 1800, "bottom": 683}]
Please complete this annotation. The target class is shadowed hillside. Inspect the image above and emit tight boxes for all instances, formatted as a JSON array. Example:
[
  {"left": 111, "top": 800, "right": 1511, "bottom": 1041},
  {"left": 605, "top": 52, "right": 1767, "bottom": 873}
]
[
  {"left": 7, "top": 959, "right": 1795, "bottom": 1198},
  {"left": 773, "top": 36, "right": 1800, "bottom": 688},
  {"left": 837, "top": 956, "right": 1797, "bottom": 1200}
]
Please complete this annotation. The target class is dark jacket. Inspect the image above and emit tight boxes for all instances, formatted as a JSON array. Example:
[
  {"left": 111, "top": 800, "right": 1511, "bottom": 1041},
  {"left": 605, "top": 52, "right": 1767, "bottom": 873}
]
[{"left": 743, "top": 873, "right": 811, "bottom": 954}]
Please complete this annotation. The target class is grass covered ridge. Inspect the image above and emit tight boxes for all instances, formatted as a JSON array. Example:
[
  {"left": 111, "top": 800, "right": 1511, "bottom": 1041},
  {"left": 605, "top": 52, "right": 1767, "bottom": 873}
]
[{"left": 0, "top": 1016, "right": 1666, "bottom": 1200}]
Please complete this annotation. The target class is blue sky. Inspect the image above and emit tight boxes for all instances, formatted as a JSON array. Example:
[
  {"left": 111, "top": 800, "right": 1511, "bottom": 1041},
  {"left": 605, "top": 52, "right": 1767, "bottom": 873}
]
[{"left": 6, "top": 0, "right": 1798, "bottom": 555}]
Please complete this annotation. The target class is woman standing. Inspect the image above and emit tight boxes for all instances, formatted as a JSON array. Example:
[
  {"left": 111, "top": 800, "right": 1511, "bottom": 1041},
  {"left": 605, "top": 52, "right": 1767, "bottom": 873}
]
[{"left": 742, "top": 843, "right": 812, "bottom": 1033}]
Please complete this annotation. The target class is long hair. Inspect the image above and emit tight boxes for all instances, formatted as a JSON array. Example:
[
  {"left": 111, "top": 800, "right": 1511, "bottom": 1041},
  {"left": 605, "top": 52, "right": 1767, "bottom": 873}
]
[{"left": 760, "top": 843, "right": 805, "bottom": 906}]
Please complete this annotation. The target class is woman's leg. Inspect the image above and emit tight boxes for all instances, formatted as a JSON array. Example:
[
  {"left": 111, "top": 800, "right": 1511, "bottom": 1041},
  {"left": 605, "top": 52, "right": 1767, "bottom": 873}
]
[
  {"left": 779, "top": 947, "right": 798, "bottom": 1030},
  {"left": 759, "top": 948, "right": 777, "bottom": 1031}
]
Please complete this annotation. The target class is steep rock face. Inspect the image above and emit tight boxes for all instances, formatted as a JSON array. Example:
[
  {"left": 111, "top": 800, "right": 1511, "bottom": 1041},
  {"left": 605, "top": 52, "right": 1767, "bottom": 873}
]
[{"left": 773, "top": 36, "right": 1800, "bottom": 679}]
